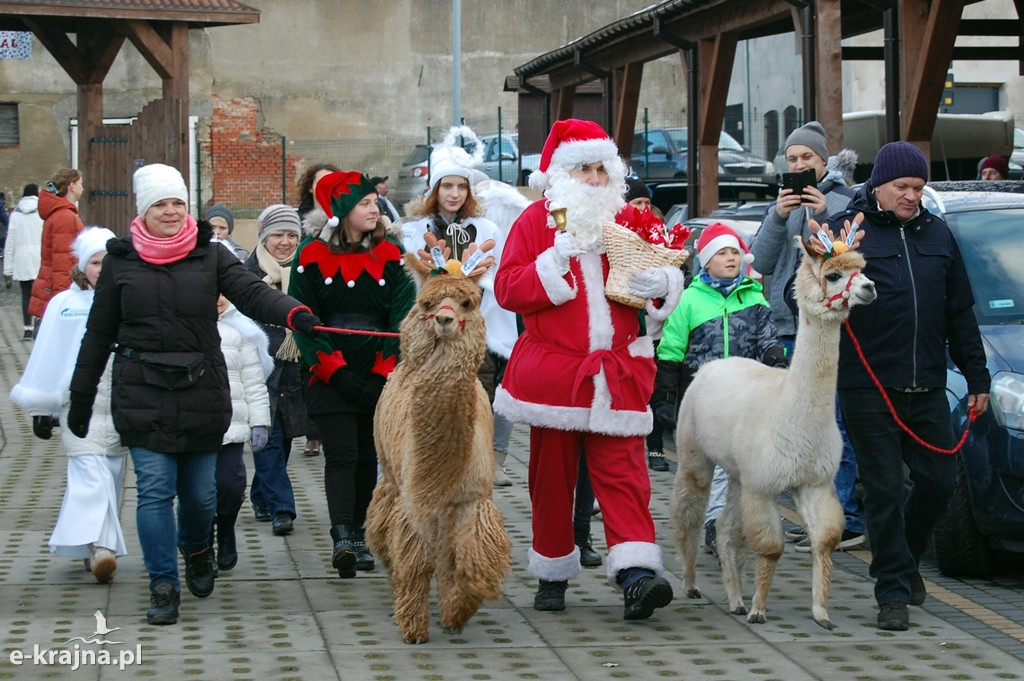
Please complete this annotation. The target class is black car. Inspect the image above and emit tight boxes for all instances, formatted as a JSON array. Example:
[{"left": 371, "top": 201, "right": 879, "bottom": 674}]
[
  {"left": 632, "top": 127, "right": 775, "bottom": 183},
  {"left": 922, "top": 184, "right": 1024, "bottom": 576}
]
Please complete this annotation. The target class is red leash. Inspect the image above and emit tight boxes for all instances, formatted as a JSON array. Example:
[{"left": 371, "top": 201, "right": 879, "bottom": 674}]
[
  {"left": 313, "top": 325, "right": 401, "bottom": 338},
  {"left": 842, "top": 320, "right": 976, "bottom": 455}
]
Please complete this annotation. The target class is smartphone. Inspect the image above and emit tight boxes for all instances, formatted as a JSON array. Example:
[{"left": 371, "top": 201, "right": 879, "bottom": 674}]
[{"left": 781, "top": 168, "right": 816, "bottom": 196}]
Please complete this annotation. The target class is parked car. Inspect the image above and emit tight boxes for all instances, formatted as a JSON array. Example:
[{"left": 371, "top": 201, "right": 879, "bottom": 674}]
[
  {"left": 632, "top": 127, "right": 775, "bottom": 183},
  {"left": 394, "top": 132, "right": 538, "bottom": 207},
  {"left": 649, "top": 180, "right": 778, "bottom": 216},
  {"left": 922, "top": 184, "right": 1024, "bottom": 576},
  {"left": 662, "top": 200, "right": 772, "bottom": 230}
]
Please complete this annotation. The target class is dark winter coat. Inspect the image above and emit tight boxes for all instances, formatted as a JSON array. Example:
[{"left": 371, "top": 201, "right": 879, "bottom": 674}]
[
  {"left": 831, "top": 184, "right": 990, "bottom": 394},
  {"left": 70, "top": 221, "right": 304, "bottom": 453}
]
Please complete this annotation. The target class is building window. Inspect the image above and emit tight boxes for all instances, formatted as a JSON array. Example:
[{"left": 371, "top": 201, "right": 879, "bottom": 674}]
[
  {"left": 764, "top": 110, "right": 779, "bottom": 159},
  {"left": 0, "top": 103, "right": 19, "bottom": 146}
]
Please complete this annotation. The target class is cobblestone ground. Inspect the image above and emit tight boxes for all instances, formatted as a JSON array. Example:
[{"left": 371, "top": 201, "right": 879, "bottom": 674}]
[{"left": 0, "top": 288, "right": 1021, "bottom": 680}]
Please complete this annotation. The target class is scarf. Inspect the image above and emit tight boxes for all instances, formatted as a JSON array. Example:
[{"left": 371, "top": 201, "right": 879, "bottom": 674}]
[
  {"left": 699, "top": 268, "right": 741, "bottom": 296},
  {"left": 256, "top": 243, "right": 293, "bottom": 294},
  {"left": 256, "top": 243, "right": 300, "bottom": 362},
  {"left": 130, "top": 214, "right": 199, "bottom": 265}
]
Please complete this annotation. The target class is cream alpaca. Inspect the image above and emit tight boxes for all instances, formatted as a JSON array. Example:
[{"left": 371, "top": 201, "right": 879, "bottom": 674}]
[
  {"left": 366, "top": 248, "right": 511, "bottom": 644},
  {"left": 670, "top": 230, "right": 876, "bottom": 630}
]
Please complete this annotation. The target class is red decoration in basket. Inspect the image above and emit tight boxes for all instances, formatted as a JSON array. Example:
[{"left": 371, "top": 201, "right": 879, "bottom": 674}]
[{"left": 617, "top": 204, "right": 691, "bottom": 250}]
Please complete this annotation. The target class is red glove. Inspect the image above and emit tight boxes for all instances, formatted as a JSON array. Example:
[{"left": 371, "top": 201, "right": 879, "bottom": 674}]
[
  {"left": 371, "top": 351, "right": 397, "bottom": 378},
  {"left": 309, "top": 350, "right": 347, "bottom": 385}
]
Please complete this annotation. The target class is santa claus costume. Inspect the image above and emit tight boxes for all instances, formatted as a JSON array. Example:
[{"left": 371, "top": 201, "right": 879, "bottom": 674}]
[{"left": 493, "top": 119, "right": 684, "bottom": 619}]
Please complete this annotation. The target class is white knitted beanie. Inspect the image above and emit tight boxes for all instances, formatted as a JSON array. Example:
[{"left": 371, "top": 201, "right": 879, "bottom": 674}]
[{"left": 133, "top": 163, "right": 188, "bottom": 217}]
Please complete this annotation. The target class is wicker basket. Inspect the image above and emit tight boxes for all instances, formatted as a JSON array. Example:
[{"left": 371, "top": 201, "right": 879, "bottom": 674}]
[{"left": 602, "top": 222, "right": 690, "bottom": 308}]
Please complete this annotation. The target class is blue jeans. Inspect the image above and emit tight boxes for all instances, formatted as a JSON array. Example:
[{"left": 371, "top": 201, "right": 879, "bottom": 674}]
[
  {"left": 130, "top": 447, "right": 217, "bottom": 590},
  {"left": 250, "top": 420, "right": 296, "bottom": 518},
  {"left": 839, "top": 387, "right": 956, "bottom": 606},
  {"left": 779, "top": 336, "right": 863, "bottom": 533}
]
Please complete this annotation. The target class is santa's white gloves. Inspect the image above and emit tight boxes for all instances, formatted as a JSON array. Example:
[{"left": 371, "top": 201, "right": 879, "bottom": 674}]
[
  {"left": 629, "top": 267, "right": 671, "bottom": 299},
  {"left": 552, "top": 231, "right": 584, "bottom": 274}
]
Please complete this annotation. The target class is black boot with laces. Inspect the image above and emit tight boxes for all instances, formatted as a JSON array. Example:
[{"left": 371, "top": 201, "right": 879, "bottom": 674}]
[
  {"left": 180, "top": 546, "right": 215, "bottom": 598},
  {"left": 534, "top": 580, "right": 568, "bottom": 611}
]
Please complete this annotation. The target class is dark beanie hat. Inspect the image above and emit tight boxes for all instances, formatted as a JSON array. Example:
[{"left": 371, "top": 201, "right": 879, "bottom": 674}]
[
  {"left": 980, "top": 154, "right": 1010, "bottom": 179},
  {"left": 204, "top": 203, "right": 235, "bottom": 234},
  {"left": 784, "top": 121, "right": 829, "bottom": 163},
  {"left": 870, "top": 141, "right": 929, "bottom": 188},
  {"left": 623, "top": 175, "right": 650, "bottom": 203}
]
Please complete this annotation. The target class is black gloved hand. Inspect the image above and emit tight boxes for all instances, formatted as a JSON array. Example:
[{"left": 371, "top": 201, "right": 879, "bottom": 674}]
[
  {"left": 288, "top": 307, "right": 322, "bottom": 338},
  {"left": 653, "top": 392, "right": 678, "bottom": 431},
  {"left": 360, "top": 374, "right": 387, "bottom": 408},
  {"left": 32, "top": 415, "right": 53, "bottom": 440},
  {"left": 67, "top": 401, "right": 93, "bottom": 439},
  {"left": 762, "top": 343, "right": 788, "bottom": 368}
]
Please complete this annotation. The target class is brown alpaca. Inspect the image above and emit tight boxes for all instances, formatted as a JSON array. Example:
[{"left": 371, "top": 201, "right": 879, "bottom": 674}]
[{"left": 366, "top": 250, "right": 511, "bottom": 644}]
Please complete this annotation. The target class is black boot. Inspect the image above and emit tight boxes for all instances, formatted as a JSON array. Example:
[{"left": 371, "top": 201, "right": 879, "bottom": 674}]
[
  {"left": 353, "top": 527, "right": 374, "bottom": 572},
  {"left": 575, "top": 526, "right": 602, "bottom": 567},
  {"left": 534, "top": 580, "right": 568, "bottom": 611},
  {"left": 147, "top": 582, "right": 180, "bottom": 625},
  {"left": 330, "top": 525, "right": 357, "bottom": 578},
  {"left": 217, "top": 514, "right": 238, "bottom": 571},
  {"left": 180, "top": 546, "right": 216, "bottom": 598}
]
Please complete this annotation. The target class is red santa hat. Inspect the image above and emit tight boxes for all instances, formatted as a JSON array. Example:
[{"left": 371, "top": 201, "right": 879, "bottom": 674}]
[
  {"left": 696, "top": 222, "right": 756, "bottom": 270},
  {"left": 529, "top": 118, "right": 620, "bottom": 191}
]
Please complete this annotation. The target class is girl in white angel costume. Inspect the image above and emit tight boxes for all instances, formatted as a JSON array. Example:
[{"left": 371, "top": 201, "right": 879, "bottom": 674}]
[{"left": 10, "top": 226, "right": 127, "bottom": 583}]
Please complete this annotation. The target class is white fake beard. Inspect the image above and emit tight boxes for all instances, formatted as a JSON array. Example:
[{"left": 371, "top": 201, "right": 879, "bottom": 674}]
[{"left": 545, "top": 170, "right": 625, "bottom": 253}]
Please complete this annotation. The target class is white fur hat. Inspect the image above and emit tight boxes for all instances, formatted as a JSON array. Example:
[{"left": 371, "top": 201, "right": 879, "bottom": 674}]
[
  {"left": 428, "top": 125, "right": 484, "bottom": 190},
  {"left": 133, "top": 163, "right": 188, "bottom": 217},
  {"left": 73, "top": 226, "right": 116, "bottom": 271}
]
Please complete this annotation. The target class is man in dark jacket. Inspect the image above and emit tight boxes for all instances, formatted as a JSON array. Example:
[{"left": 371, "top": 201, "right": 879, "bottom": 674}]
[{"left": 829, "top": 141, "right": 990, "bottom": 632}]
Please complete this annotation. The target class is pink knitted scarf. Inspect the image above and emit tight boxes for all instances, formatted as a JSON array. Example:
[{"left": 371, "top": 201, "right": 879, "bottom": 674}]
[{"left": 130, "top": 214, "right": 199, "bottom": 265}]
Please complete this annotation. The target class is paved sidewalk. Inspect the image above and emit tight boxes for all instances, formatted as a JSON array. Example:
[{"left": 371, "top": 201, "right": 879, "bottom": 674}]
[{"left": 0, "top": 298, "right": 1022, "bottom": 680}]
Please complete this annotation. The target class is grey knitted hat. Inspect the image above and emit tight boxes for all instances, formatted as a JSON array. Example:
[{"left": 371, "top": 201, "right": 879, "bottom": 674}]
[
  {"left": 257, "top": 204, "right": 301, "bottom": 244},
  {"left": 204, "top": 203, "right": 235, "bottom": 234},
  {"left": 784, "top": 121, "right": 829, "bottom": 163}
]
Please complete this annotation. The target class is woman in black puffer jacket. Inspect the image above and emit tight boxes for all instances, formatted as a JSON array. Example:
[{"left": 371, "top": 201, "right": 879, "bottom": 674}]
[{"left": 68, "top": 164, "right": 321, "bottom": 626}]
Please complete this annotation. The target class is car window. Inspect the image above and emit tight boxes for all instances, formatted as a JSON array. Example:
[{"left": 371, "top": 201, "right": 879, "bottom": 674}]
[
  {"left": 402, "top": 145, "right": 430, "bottom": 165},
  {"left": 719, "top": 131, "right": 745, "bottom": 152},
  {"left": 948, "top": 208, "right": 1024, "bottom": 324},
  {"left": 666, "top": 128, "right": 687, "bottom": 151},
  {"left": 1015, "top": 127, "right": 1024, "bottom": 150}
]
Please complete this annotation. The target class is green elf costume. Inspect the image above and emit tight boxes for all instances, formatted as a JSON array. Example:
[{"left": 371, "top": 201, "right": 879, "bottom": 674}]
[{"left": 287, "top": 170, "right": 416, "bottom": 578}]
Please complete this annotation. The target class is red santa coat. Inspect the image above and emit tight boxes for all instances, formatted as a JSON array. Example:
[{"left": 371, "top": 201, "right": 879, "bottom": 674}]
[{"left": 493, "top": 199, "right": 655, "bottom": 436}]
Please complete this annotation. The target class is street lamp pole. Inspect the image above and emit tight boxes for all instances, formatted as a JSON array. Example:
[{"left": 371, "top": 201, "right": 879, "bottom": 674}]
[{"left": 452, "top": 0, "right": 461, "bottom": 126}]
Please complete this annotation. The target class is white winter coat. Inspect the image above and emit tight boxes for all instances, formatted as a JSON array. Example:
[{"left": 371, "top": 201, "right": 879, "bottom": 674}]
[
  {"left": 3, "top": 195, "right": 44, "bottom": 281},
  {"left": 9, "top": 284, "right": 125, "bottom": 457},
  {"left": 218, "top": 305, "right": 274, "bottom": 445}
]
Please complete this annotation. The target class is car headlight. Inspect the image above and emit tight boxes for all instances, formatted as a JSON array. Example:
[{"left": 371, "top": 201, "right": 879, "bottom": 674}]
[
  {"left": 764, "top": 161, "right": 775, "bottom": 174},
  {"left": 990, "top": 372, "right": 1024, "bottom": 430}
]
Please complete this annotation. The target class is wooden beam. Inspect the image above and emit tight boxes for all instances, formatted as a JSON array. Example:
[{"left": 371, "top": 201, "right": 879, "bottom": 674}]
[
  {"left": 904, "top": 0, "right": 964, "bottom": 148},
  {"left": 22, "top": 16, "right": 88, "bottom": 83},
  {"left": 123, "top": 19, "right": 173, "bottom": 79},
  {"left": 697, "top": 33, "right": 738, "bottom": 217},
  {"left": 612, "top": 62, "right": 643, "bottom": 158},
  {"left": 161, "top": 22, "right": 189, "bottom": 102},
  {"left": 77, "top": 20, "right": 126, "bottom": 85},
  {"left": 554, "top": 86, "right": 576, "bottom": 122},
  {"left": 815, "top": 0, "right": 843, "bottom": 153}
]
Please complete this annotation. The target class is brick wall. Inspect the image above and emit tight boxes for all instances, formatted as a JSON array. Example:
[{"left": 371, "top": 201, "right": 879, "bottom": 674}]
[{"left": 204, "top": 94, "right": 303, "bottom": 218}]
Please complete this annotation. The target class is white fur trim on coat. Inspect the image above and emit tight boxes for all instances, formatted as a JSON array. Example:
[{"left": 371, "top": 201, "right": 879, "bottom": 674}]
[
  {"left": 536, "top": 247, "right": 577, "bottom": 306},
  {"left": 493, "top": 382, "right": 654, "bottom": 437},
  {"left": 643, "top": 266, "right": 686, "bottom": 322},
  {"left": 605, "top": 541, "right": 665, "bottom": 588}
]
